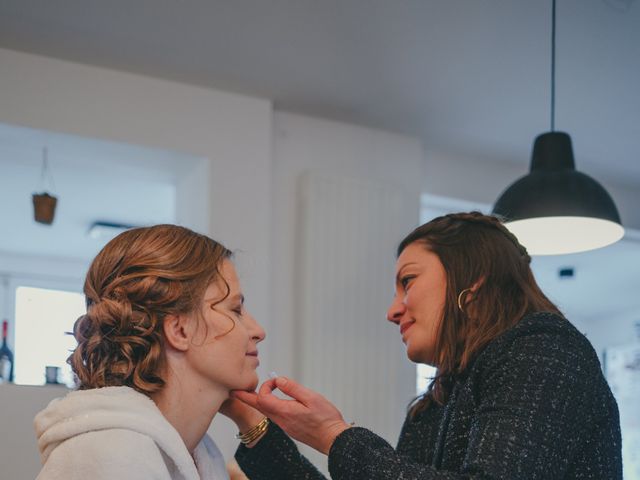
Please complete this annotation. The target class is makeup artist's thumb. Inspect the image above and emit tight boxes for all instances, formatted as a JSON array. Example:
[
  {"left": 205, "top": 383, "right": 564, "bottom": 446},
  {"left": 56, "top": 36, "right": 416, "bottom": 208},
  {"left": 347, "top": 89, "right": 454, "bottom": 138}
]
[{"left": 274, "top": 376, "right": 315, "bottom": 403}]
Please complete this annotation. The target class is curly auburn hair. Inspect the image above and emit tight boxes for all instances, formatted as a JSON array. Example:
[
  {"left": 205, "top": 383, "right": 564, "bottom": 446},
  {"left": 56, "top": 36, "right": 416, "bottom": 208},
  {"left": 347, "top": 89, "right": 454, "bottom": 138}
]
[
  {"left": 68, "top": 224, "right": 232, "bottom": 395},
  {"left": 399, "top": 212, "right": 562, "bottom": 415}
]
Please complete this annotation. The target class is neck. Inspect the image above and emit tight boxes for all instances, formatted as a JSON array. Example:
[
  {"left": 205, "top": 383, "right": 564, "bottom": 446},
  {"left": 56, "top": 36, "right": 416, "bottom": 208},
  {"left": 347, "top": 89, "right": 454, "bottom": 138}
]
[{"left": 151, "top": 364, "right": 228, "bottom": 455}]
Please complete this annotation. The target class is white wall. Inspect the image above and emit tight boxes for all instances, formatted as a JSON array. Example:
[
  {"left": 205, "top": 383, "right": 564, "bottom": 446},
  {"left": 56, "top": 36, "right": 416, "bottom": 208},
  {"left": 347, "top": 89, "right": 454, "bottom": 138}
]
[
  {"left": 175, "top": 157, "right": 213, "bottom": 235},
  {"left": 270, "top": 112, "right": 424, "bottom": 471},
  {"left": 0, "top": 49, "right": 274, "bottom": 325},
  {"left": 581, "top": 311, "right": 639, "bottom": 361},
  {"left": 0, "top": 48, "right": 428, "bottom": 477},
  {"left": 270, "top": 111, "right": 424, "bottom": 374},
  {"left": 0, "top": 47, "right": 273, "bottom": 475}
]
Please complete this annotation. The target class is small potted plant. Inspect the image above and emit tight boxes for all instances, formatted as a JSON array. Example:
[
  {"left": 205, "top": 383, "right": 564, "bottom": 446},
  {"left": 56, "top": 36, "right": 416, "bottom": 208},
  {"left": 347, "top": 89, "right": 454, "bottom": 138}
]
[
  {"left": 32, "top": 192, "right": 58, "bottom": 225},
  {"left": 32, "top": 147, "right": 58, "bottom": 225}
]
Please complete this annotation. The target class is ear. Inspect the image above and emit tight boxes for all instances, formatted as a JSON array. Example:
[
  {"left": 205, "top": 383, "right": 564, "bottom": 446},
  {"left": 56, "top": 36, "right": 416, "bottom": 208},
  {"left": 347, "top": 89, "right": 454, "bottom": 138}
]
[
  {"left": 469, "top": 276, "right": 485, "bottom": 294},
  {"left": 162, "top": 313, "right": 192, "bottom": 352},
  {"left": 462, "top": 277, "right": 485, "bottom": 308}
]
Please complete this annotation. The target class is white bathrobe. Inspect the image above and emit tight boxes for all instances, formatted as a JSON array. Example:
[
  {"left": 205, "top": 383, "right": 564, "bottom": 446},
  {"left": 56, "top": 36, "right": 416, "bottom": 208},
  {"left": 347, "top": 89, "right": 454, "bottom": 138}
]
[{"left": 34, "top": 386, "right": 229, "bottom": 480}]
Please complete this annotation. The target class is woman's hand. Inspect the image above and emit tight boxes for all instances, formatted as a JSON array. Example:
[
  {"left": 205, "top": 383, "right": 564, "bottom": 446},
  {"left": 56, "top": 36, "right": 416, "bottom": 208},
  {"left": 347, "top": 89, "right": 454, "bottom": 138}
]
[{"left": 231, "top": 376, "right": 352, "bottom": 455}]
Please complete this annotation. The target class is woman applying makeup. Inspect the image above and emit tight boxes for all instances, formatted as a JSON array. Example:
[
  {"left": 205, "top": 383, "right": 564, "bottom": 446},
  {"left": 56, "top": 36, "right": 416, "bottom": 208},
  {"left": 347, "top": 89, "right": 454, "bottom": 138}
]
[{"left": 225, "top": 212, "right": 622, "bottom": 479}]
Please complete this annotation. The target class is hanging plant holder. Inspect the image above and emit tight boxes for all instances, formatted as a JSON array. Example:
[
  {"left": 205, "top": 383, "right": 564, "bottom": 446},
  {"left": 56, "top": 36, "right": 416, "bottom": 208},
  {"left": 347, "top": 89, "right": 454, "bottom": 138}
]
[
  {"left": 32, "top": 147, "right": 58, "bottom": 225},
  {"left": 32, "top": 192, "right": 58, "bottom": 224}
]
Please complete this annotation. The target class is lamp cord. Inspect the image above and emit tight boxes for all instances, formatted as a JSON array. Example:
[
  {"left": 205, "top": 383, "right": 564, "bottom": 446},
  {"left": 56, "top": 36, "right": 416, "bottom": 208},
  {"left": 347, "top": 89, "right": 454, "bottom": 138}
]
[{"left": 550, "top": 0, "right": 556, "bottom": 132}]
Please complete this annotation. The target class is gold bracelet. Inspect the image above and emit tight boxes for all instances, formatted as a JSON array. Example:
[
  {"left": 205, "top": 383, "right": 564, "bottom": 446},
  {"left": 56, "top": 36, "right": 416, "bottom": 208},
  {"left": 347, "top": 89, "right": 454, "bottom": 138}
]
[{"left": 236, "top": 417, "right": 269, "bottom": 445}]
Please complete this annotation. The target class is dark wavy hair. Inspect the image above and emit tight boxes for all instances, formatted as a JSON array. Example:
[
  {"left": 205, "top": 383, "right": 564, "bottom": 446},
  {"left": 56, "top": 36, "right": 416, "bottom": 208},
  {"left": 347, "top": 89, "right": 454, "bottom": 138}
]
[
  {"left": 68, "top": 224, "right": 232, "bottom": 395},
  {"left": 399, "top": 212, "right": 562, "bottom": 415}
]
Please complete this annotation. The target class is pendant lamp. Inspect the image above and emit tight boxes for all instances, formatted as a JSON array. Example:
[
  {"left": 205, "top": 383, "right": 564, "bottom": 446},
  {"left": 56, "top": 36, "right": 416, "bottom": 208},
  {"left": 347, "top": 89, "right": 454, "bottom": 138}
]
[{"left": 492, "top": 0, "right": 624, "bottom": 255}]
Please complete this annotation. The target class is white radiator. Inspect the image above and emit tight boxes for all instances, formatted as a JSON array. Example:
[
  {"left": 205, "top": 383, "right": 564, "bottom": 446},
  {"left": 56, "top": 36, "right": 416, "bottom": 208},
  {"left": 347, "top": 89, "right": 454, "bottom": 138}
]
[{"left": 295, "top": 172, "right": 418, "bottom": 455}]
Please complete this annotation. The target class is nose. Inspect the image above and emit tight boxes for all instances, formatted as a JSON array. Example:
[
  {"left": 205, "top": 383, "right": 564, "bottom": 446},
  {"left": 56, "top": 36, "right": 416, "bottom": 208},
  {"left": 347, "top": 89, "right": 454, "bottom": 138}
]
[
  {"left": 245, "top": 310, "right": 266, "bottom": 343},
  {"left": 386, "top": 295, "right": 406, "bottom": 325}
]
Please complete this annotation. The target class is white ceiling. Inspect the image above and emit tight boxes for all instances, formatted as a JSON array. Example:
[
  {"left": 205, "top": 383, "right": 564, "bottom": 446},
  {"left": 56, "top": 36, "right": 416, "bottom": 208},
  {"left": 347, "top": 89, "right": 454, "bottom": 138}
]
[{"left": 0, "top": 0, "right": 639, "bottom": 188}]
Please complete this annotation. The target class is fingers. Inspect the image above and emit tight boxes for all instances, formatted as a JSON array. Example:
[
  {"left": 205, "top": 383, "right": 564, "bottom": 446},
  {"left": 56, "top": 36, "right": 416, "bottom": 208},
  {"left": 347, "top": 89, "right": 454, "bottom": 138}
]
[
  {"left": 231, "top": 390, "right": 261, "bottom": 410},
  {"left": 271, "top": 376, "right": 316, "bottom": 406},
  {"left": 255, "top": 382, "right": 301, "bottom": 414},
  {"left": 232, "top": 387, "right": 297, "bottom": 417},
  {"left": 257, "top": 378, "right": 279, "bottom": 396},
  {"left": 232, "top": 376, "right": 349, "bottom": 455},
  {"left": 232, "top": 376, "right": 318, "bottom": 418}
]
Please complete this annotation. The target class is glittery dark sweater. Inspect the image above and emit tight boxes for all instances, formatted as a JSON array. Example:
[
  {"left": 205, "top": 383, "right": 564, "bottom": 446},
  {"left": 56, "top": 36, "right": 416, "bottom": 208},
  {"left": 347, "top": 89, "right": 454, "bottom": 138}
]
[{"left": 235, "top": 312, "right": 622, "bottom": 479}]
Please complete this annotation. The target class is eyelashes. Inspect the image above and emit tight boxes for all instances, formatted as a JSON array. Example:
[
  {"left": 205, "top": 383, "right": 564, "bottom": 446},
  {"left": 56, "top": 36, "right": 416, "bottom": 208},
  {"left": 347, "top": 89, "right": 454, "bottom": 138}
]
[
  {"left": 400, "top": 275, "right": 415, "bottom": 291},
  {"left": 209, "top": 302, "right": 243, "bottom": 317}
]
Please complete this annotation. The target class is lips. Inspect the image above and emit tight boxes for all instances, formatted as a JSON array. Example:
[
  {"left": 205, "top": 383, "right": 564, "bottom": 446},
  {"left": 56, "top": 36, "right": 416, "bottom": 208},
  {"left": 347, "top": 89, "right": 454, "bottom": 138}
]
[
  {"left": 246, "top": 351, "right": 260, "bottom": 366},
  {"left": 400, "top": 321, "right": 415, "bottom": 336}
]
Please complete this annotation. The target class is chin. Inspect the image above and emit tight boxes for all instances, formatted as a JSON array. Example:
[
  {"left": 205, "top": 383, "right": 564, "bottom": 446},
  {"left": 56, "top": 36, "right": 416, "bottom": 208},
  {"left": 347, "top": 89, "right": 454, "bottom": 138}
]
[
  {"left": 247, "top": 376, "right": 259, "bottom": 391},
  {"left": 406, "top": 345, "right": 435, "bottom": 365},
  {"left": 406, "top": 350, "right": 422, "bottom": 364},
  {"left": 240, "top": 373, "right": 259, "bottom": 392}
]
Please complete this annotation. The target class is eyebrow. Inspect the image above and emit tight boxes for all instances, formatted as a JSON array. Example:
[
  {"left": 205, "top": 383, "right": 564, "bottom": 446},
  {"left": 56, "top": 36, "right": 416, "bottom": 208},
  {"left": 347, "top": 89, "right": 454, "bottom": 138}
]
[
  {"left": 204, "top": 293, "right": 245, "bottom": 304},
  {"left": 395, "top": 262, "right": 418, "bottom": 285}
]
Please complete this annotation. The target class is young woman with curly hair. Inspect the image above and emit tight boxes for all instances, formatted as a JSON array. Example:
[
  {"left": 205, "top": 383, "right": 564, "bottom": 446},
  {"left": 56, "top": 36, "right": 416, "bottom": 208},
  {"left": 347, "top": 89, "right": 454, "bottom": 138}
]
[
  {"left": 34, "top": 224, "right": 265, "bottom": 480},
  {"left": 224, "top": 212, "right": 622, "bottom": 479}
]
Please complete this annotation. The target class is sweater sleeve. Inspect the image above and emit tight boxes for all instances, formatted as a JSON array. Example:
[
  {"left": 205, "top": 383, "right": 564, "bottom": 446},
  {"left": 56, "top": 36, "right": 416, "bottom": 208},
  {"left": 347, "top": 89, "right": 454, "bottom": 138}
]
[
  {"left": 235, "top": 421, "right": 328, "bottom": 480},
  {"left": 327, "top": 330, "right": 603, "bottom": 479}
]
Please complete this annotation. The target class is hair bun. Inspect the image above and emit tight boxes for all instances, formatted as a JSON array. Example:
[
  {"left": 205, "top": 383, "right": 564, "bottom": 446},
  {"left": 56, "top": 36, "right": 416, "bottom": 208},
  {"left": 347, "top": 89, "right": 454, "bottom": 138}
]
[{"left": 71, "top": 292, "right": 160, "bottom": 390}]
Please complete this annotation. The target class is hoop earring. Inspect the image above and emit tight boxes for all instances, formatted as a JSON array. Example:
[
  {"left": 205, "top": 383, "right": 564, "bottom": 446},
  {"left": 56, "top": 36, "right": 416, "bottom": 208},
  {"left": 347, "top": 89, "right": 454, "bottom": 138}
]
[{"left": 457, "top": 288, "right": 471, "bottom": 313}]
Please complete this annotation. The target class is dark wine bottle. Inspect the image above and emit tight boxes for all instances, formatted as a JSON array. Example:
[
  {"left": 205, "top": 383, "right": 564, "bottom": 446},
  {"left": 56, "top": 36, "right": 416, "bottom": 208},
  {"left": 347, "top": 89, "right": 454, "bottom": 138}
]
[{"left": 0, "top": 319, "right": 14, "bottom": 383}]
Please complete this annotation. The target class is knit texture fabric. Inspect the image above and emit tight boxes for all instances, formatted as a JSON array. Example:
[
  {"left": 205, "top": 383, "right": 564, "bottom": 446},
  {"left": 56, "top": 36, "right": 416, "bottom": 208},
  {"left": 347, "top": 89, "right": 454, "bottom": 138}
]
[{"left": 236, "top": 312, "right": 622, "bottom": 479}]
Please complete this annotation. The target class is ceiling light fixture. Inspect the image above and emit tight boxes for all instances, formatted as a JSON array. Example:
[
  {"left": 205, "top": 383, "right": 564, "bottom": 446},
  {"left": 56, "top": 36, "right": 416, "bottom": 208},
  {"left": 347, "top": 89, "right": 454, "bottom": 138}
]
[{"left": 492, "top": 0, "right": 624, "bottom": 255}]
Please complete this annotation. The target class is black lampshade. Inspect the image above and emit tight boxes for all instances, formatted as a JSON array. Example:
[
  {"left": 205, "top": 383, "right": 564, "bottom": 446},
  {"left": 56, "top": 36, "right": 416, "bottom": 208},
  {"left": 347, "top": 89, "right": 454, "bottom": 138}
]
[{"left": 493, "top": 132, "right": 624, "bottom": 255}]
